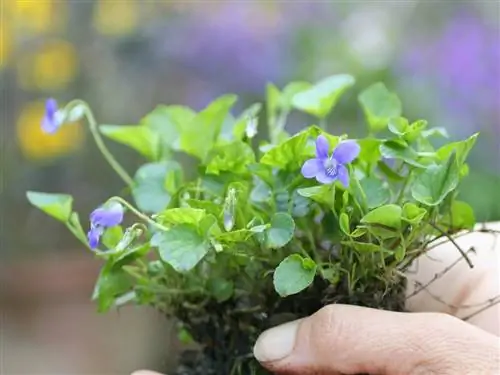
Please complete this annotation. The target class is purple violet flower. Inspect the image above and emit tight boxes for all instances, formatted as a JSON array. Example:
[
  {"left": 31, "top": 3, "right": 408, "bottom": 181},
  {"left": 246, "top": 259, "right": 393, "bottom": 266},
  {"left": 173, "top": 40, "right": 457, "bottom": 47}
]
[
  {"left": 41, "top": 98, "right": 62, "bottom": 134},
  {"left": 301, "top": 135, "right": 360, "bottom": 187},
  {"left": 87, "top": 202, "right": 124, "bottom": 250},
  {"left": 87, "top": 225, "right": 104, "bottom": 250}
]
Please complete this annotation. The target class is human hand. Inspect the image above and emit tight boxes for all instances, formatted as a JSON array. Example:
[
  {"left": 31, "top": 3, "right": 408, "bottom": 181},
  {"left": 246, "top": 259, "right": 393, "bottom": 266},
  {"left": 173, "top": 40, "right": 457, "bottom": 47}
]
[
  {"left": 133, "top": 222, "right": 500, "bottom": 375},
  {"left": 254, "top": 222, "right": 500, "bottom": 374}
]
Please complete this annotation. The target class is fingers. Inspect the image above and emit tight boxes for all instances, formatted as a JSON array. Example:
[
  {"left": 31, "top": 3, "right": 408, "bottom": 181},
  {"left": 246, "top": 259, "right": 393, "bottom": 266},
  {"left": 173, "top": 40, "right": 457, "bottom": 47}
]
[
  {"left": 405, "top": 221, "right": 500, "bottom": 335},
  {"left": 131, "top": 371, "right": 164, "bottom": 375},
  {"left": 254, "top": 304, "right": 500, "bottom": 375}
]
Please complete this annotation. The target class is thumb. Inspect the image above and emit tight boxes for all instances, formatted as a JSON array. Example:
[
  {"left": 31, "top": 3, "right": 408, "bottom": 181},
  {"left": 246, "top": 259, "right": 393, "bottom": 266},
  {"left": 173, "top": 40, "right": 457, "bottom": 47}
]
[{"left": 253, "top": 304, "right": 499, "bottom": 375}]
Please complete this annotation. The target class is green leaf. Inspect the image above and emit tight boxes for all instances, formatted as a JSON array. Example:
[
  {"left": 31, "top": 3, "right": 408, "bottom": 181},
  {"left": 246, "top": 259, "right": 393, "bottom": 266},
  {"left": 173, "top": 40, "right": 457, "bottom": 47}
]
[
  {"left": 216, "top": 229, "right": 253, "bottom": 243},
  {"left": 404, "top": 120, "right": 428, "bottom": 142},
  {"left": 199, "top": 214, "right": 222, "bottom": 237},
  {"left": 388, "top": 117, "right": 409, "bottom": 136},
  {"left": 177, "top": 327, "right": 194, "bottom": 345},
  {"left": 443, "top": 201, "right": 475, "bottom": 230},
  {"left": 388, "top": 118, "right": 428, "bottom": 143},
  {"left": 377, "top": 160, "right": 405, "bottom": 181},
  {"left": 250, "top": 179, "right": 272, "bottom": 203},
  {"left": 92, "top": 266, "right": 133, "bottom": 313},
  {"left": 350, "top": 227, "right": 367, "bottom": 238},
  {"left": 339, "top": 213, "right": 350, "bottom": 235},
  {"left": 207, "top": 278, "right": 234, "bottom": 302},
  {"left": 297, "top": 185, "right": 336, "bottom": 207},
  {"left": 395, "top": 245, "right": 406, "bottom": 262},
  {"left": 423, "top": 127, "right": 449, "bottom": 139},
  {"left": 436, "top": 133, "right": 478, "bottom": 166},
  {"left": 359, "top": 177, "right": 391, "bottom": 209},
  {"left": 292, "top": 74, "right": 355, "bottom": 118},
  {"left": 346, "top": 241, "right": 382, "bottom": 253},
  {"left": 206, "top": 141, "right": 255, "bottom": 175},
  {"left": 99, "top": 125, "right": 160, "bottom": 160},
  {"left": 157, "top": 207, "right": 206, "bottom": 226},
  {"left": 273, "top": 254, "right": 317, "bottom": 297},
  {"left": 411, "top": 154, "right": 460, "bottom": 206},
  {"left": 133, "top": 162, "right": 181, "bottom": 213},
  {"left": 247, "top": 163, "right": 274, "bottom": 186},
  {"left": 102, "top": 226, "right": 124, "bottom": 249},
  {"left": 68, "top": 212, "right": 86, "bottom": 241},
  {"left": 260, "top": 126, "right": 321, "bottom": 170},
  {"left": 26, "top": 191, "right": 73, "bottom": 222},
  {"left": 185, "top": 199, "right": 221, "bottom": 217},
  {"left": 180, "top": 94, "right": 238, "bottom": 160},
  {"left": 365, "top": 225, "right": 399, "bottom": 239},
  {"left": 402, "top": 203, "right": 427, "bottom": 224},
  {"left": 164, "top": 165, "right": 183, "bottom": 195},
  {"left": 361, "top": 204, "right": 402, "bottom": 229},
  {"left": 232, "top": 103, "right": 262, "bottom": 140},
  {"left": 358, "top": 82, "right": 402, "bottom": 132},
  {"left": 380, "top": 141, "right": 426, "bottom": 168},
  {"left": 357, "top": 138, "right": 382, "bottom": 165},
  {"left": 280, "top": 81, "right": 312, "bottom": 110},
  {"left": 143, "top": 105, "right": 196, "bottom": 151},
  {"left": 112, "top": 244, "right": 150, "bottom": 268},
  {"left": 151, "top": 224, "right": 209, "bottom": 272},
  {"left": 266, "top": 213, "right": 295, "bottom": 249}
]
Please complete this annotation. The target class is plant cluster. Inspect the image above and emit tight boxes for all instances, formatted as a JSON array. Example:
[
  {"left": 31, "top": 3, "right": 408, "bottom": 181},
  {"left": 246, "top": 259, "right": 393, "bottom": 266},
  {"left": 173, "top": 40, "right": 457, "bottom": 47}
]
[{"left": 27, "top": 74, "right": 478, "bottom": 374}]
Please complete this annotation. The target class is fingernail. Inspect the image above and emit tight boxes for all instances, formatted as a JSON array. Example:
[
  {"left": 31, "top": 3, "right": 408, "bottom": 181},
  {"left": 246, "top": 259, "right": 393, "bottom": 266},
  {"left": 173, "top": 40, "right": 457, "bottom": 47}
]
[{"left": 253, "top": 320, "right": 300, "bottom": 363}]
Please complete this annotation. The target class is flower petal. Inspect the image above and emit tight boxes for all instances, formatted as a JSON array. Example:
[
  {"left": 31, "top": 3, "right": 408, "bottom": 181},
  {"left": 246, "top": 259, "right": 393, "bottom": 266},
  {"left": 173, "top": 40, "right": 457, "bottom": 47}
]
[
  {"left": 315, "top": 169, "right": 337, "bottom": 184},
  {"left": 41, "top": 116, "right": 59, "bottom": 134},
  {"left": 87, "top": 226, "right": 103, "bottom": 250},
  {"left": 41, "top": 98, "right": 60, "bottom": 134},
  {"left": 301, "top": 158, "right": 323, "bottom": 178},
  {"left": 332, "top": 140, "right": 360, "bottom": 164},
  {"left": 90, "top": 202, "right": 124, "bottom": 227},
  {"left": 45, "top": 98, "right": 58, "bottom": 116},
  {"left": 315, "top": 135, "right": 330, "bottom": 159},
  {"left": 337, "top": 164, "right": 350, "bottom": 187}
]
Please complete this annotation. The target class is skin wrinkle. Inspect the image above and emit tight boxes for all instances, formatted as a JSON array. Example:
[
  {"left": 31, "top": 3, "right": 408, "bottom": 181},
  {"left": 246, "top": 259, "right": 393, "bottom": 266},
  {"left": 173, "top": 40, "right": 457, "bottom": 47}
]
[{"left": 264, "top": 308, "right": 500, "bottom": 375}]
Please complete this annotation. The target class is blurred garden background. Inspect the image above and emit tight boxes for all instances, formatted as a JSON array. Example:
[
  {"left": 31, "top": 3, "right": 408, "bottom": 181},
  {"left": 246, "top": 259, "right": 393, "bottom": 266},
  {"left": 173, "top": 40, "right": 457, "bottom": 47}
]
[{"left": 0, "top": 1, "right": 499, "bottom": 374}]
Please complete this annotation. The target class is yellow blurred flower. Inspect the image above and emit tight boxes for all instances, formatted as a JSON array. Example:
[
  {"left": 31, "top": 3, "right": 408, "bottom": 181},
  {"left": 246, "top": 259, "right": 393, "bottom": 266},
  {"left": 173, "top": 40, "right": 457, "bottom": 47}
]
[
  {"left": 0, "top": 20, "right": 13, "bottom": 69},
  {"left": 94, "top": 0, "right": 138, "bottom": 36},
  {"left": 17, "top": 39, "right": 78, "bottom": 91},
  {"left": 17, "top": 101, "right": 85, "bottom": 161},
  {"left": 7, "top": 0, "right": 66, "bottom": 34}
]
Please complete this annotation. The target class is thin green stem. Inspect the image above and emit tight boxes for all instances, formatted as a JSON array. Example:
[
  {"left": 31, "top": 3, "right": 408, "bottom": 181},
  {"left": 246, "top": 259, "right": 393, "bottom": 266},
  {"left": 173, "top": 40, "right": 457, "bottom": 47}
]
[
  {"left": 108, "top": 196, "right": 169, "bottom": 232},
  {"left": 67, "top": 100, "right": 135, "bottom": 187},
  {"left": 395, "top": 172, "right": 411, "bottom": 204},
  {"left": 429, "top": 222, "right": 473, "bottom": 268},
  {"left": 66, "top": 222, "right": 90, "bottom": 249}
]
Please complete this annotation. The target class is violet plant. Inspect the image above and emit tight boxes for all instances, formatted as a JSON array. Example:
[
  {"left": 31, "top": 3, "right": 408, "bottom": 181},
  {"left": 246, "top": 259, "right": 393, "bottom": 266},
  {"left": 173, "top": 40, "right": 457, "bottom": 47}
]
[{"left": 27, "top": 74, "right": 478, "bottom": 375}]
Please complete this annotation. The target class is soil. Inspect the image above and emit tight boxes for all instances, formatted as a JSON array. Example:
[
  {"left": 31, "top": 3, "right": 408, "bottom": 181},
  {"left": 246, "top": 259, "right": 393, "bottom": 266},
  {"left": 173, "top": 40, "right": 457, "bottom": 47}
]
[{"left": 172, "top": 276, "right": 407, "bottom": 375}]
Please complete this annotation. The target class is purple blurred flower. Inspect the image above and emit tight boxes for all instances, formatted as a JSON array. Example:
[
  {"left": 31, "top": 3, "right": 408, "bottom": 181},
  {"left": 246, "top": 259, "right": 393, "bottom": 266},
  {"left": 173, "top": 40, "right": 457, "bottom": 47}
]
[
  {"left": 41, "top": 98, "right": 62, "bottom": 134},
  {"left": 87, "top": 225, "right": 104, "bottom": 250},
  {"left": 397, "top": 9, "right": 500, "bottom": 134},
  {"left": 87, "top": 202, "right": 124, "bottom": 249},
  {"left": 301, "top": 135, "right": 360, "bottom": 186},
  {"left": 159, "top": 3, "right": 287, "bottom": 95}
]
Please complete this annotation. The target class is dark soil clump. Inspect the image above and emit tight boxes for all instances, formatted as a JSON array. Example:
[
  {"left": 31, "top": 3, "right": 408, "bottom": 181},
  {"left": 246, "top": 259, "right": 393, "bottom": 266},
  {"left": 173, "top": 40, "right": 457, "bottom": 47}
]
[{"left": 173, "top": 277, "right": 407, "bottom": 375}]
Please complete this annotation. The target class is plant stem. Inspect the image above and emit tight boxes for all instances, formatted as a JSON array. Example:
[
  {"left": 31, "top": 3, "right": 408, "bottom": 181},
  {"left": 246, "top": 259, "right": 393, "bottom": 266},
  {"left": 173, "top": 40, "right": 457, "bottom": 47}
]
[
  {"left": 66, "top": 222, "right": 90, "bottom": 249},
  {"left": 108, "top": 196, "right": 169, "bottom": 232},
  {"left": 395, "top": 172, "right": 411, "bottom": 204},
  {"left": 67, "top": 100, "right": 135, "bottom": 187},
  {"left": 429, "top": 222, "right": 474, "bottom": 268}
]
